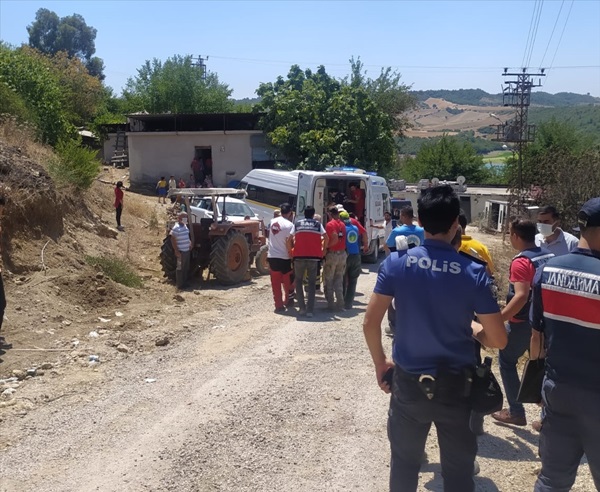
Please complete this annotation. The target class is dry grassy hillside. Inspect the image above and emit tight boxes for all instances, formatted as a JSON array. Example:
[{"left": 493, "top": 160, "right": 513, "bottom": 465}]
[{"left": 405, "top": 97, "right": 513, "bottom": 137}]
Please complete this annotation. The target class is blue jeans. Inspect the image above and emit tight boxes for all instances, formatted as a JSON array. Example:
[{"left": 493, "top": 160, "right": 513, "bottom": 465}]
[
  {"left": 498, "top": 321, "right": 531, "bottom": 417},
  {"left": 388, "top": 369, "right": 477, "bottom": 492},
  {"left": 535, "top": 377, "right": 600, "bottom": 491}
]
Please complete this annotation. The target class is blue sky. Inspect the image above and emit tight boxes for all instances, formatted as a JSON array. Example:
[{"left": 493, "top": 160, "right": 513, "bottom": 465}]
[{"left": 1, "top": 0, "right": 599, "bottom": 98}]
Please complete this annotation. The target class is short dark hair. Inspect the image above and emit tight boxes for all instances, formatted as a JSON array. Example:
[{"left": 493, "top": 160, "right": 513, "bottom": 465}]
[
  {"left": 280, "top": 203, "right": 292, "bottom": 215},
  {"left": 538, "top": 205, "right": 559, "bottom": 219},
  {"left": 510, "top": 217, "right": 537, "bottom": 243},
  {"left": 417, "top": 185, "right": 460, "bottom": 235},
  {"left": 400, "top": 206, "right": 414, "bottom": 218},
  {"left": 116, "top": 181, "right": 123, "bottom": 188},
  {"left": 328, "top": 206, "right": 339, "bottom": 217},
  {"left": 304, "top": 205, "right": 315, "bottom": 219},
  {"left": 458, "top": 210, "right": 468, "bottom": 230}
]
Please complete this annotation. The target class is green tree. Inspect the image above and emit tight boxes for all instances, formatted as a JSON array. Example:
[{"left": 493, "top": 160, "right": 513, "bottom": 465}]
[
  {"left": 401, "top": 134, "right": 490, "bottom": 183},
  {"left": 506, "top": 119, "right": 600, "bottom": 227},
  {"left": 347, "top": 57, "right": 414, "bottom": 135},
  {"left": 256, "top": 64, "right": 400, "bottom": 174},
  {"left": 27, "top": 9, "right": 104, "bottom": 80},
  {"left": 123, "top": 55, "right": 233, "bottom": 114},
  {"left": 0, "top": 43, "right": 72, "bottom": 145}
]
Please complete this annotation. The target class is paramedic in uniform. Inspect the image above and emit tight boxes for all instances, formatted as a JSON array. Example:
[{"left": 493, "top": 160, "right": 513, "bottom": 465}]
[
  {"left": 363, "top": 185, "right": 507, "bottom": 492},
  {"left": 530, "top": 197, "right": 600, "bottom": 492}
]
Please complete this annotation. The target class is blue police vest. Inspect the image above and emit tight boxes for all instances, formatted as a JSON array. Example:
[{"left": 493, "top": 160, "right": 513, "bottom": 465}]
[
  {"left": 535, "top": 249, "right": 600, "bottom": 388},
  {"left": 344, "top": 222, "right": 360, "bottom": 255},
  {"left": 506, "top": 247, "right": 554, "bottom": 321}
]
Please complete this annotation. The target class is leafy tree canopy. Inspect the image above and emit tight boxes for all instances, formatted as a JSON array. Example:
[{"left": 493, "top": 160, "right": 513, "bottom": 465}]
[
  {"left": 256, "top": 61, "right": 413, "bottom": 174},
  {"left": 123, "top": 55, "right": 233, "bottom": 114},
  {"left": 27, "top": 8, "right": 104, "bottom": 80},
  {"left": 506, "top": 119, "right": 600, "bottom": 218},
  {"left": 400, "top": 134, "right": 490, "bottom": 183},
  {"left": 0, "top": 43, "right": 73, "bottom": 145}
]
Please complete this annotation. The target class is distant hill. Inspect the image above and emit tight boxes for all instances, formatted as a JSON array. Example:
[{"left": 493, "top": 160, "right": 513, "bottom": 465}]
[{"left": 410, "top": 89, "right": 600, "bottom": 107}]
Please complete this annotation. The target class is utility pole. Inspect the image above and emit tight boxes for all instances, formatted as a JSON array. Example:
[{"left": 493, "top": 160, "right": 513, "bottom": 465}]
[
  {"left": 192, "top": 55, "right": 209, "bottom": 80},
  {"left": 494, "top": 68, "right": 545, "bottom": 209}
]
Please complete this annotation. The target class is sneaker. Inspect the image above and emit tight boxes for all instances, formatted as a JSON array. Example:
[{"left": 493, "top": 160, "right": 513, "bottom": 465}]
[
  {"left": 532, "top": 420, "right": 543, "bottom": 432},
  {"left": 298, "top": 309, "right": 307, "bottom": 317},
  {"left": 274, "top": 306, "right": 286, "bottom": 313},
  {"left": 491, "top": 408, "right": 527, "bottom": 426},
  {"left": 286, "top": 298, "right": 295, "bottom": 308},
  {"left": 306, "top": 312, "right": 314, "bottom": 318},
  {"left": 385, "top": 325, "right": 394, "bottom": 336}
]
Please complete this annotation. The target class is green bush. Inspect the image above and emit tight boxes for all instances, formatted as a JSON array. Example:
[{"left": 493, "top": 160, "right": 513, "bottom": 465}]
[
  {"left": 85, "top": 255, "right": 143, "bottom": 288},
  {"left": 49, "top": 138, "right": 100, "bottom": 189}
]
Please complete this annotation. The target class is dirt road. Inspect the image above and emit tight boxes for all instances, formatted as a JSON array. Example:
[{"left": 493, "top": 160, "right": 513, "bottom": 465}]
[{"left": 0, "top": 266, "right": 594, "bottom": 491}]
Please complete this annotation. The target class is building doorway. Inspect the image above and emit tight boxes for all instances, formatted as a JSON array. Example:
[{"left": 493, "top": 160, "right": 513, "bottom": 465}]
[{"left": 194, "top": 146, "right": 213, "bottom": 187}]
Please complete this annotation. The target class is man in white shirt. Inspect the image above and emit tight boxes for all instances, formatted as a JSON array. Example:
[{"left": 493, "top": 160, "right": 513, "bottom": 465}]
[
  {"left": 535, "top": 206, "right": 579, "bottom": 256},
  {"left": 170, "top": 212, "right": 192, "bottom": 289},
  {"left": 267, "top": 203, "right": 294, "bottom": 312}
]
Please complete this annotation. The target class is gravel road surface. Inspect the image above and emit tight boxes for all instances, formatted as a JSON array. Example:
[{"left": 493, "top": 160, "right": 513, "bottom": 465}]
[{"left": 0, "top": 265, "right": 595, "bottom": 491}]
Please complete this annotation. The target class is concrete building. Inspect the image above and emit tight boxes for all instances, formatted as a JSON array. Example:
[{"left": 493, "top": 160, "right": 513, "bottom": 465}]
[
  {"left": 391, "top": 184, "right": 511, "bottom": 225},
  {"left": 120, "top": 113, "right": 272, "bottom": 189}
]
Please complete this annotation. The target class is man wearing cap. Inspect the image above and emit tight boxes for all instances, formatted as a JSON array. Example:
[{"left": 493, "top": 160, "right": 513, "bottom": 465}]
[
  {"left": 459, "top": 211, "right": 494, "bottom": 277},
  {"left": 363, "top": 185, "right": 507, "bottom": 491},
  {"left": 340, "top": 211, "right": 368, "bottom": 310},
  {"left": 535, "top": 205, "right": 579, "bottom": 256},
  {"left": 529, "top": 197, "right": 600, "bottom": 491},
  {"left": 323, "top": 206, "right": 347, "bottom": 311},
  {"left": 170, "top": 212, "right": 192, "bottom": 289},
  {"left": 287, "top": 206, "right": 328, "bottom": 318}
]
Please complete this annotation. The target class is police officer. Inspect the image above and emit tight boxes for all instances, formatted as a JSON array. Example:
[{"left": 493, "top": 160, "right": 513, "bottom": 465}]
[
  {"left": 492, "top": 219, "right": 554, "bottom": 426},
  {"left": 530, "top": 197, "right": 600, "bottom": 491},
  {"left": 363, "top": 185, "right": 507, "bottom": 492}
]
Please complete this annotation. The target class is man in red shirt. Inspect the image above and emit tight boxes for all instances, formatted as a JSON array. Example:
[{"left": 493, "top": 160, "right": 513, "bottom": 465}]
[
  {"left": 323, "top": 206, "right": 347, "bottom": 311},
  {"left": 347, "top": 182, "right": 366, "bottom": 224},
  {"left": 492, "top": 218, "right": 554, "bottom": 426}
]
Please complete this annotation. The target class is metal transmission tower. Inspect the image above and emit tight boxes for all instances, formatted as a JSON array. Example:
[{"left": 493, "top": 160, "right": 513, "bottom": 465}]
[
  {"left": 494, "top": 68, "right": 545, "bottom": 202},
  {"left": 192, "top": 55, "right": 209, "bottom": 80}
]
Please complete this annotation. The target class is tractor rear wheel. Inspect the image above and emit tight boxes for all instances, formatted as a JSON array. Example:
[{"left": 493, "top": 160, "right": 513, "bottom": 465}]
[
  {"left": 160, "top": 236, "right": 177, "bottom": 281},
  {"left": 255, "top": 244, "right": 270, "bottom": 275},
  {"left": 210, "top": 230, "right": 250, "bottom": 285}
]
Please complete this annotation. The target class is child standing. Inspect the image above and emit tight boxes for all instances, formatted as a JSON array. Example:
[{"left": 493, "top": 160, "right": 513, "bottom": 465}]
[{"left": 156, "top": 176, "right": 168, "bottom": 204}]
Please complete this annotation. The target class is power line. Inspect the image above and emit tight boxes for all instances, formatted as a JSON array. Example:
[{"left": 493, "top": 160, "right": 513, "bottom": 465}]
[
  {"left": 522, "top": 0, "right": 540, "bottom": 67},
  {"left": 539, "top": 0, "right": 565, "bottom": 67},
  {"left": 549, "top": 0, "right": 575, "bottom": 69},
  {"left": 206, "top": 55, "right": 598, "bottom": 71},
  {"left": 525, "top": 0, "right": 545, "bottom": 68}
]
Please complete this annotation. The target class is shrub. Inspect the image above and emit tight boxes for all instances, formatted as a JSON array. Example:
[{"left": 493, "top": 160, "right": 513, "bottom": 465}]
[
  {"left": 85, "top": 255, "right": 143, "bottom": 288},
  {"left": 49, "top": 138, "right": 100, "bottom": 189}
]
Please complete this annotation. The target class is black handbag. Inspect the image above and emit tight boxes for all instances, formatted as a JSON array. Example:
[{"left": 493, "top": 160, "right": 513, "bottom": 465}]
[
  {"left": 516, "top": 358, "right": 545, "bottom": 404},
  {"left": 469, "top": 357, "right": 503, "bottom": 415}
]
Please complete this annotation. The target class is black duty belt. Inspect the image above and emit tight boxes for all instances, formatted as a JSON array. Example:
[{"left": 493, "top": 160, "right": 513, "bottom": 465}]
[{"left": 396, "top": 366, "right": 473, "bottom": 400}]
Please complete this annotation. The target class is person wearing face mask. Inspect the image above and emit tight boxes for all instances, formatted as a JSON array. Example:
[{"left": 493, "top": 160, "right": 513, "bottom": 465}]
[
  {"left": 170, "top": 212, "right": 192, "bottom": 290},
  {"left": 491, "top": 219, "right": 554, "bottom": 427},
  {"left": 535, "top": 206, "right": 579, "bottom": 256}
]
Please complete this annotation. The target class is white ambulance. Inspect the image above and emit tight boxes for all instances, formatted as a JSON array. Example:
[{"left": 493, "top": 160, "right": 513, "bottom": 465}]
[{"left": 239, "top": 168, "right": 391, "bottom": 263}]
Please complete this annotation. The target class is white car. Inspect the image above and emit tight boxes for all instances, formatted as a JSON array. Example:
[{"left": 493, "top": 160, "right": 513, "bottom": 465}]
[{"left": 189, "top": 196, "right": 259, "bottom": 223}]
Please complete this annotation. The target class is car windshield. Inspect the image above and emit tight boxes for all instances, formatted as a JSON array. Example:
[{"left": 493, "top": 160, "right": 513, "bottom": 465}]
[{"left": 217, "top": 201, "right": 253, "bottom": 217}]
